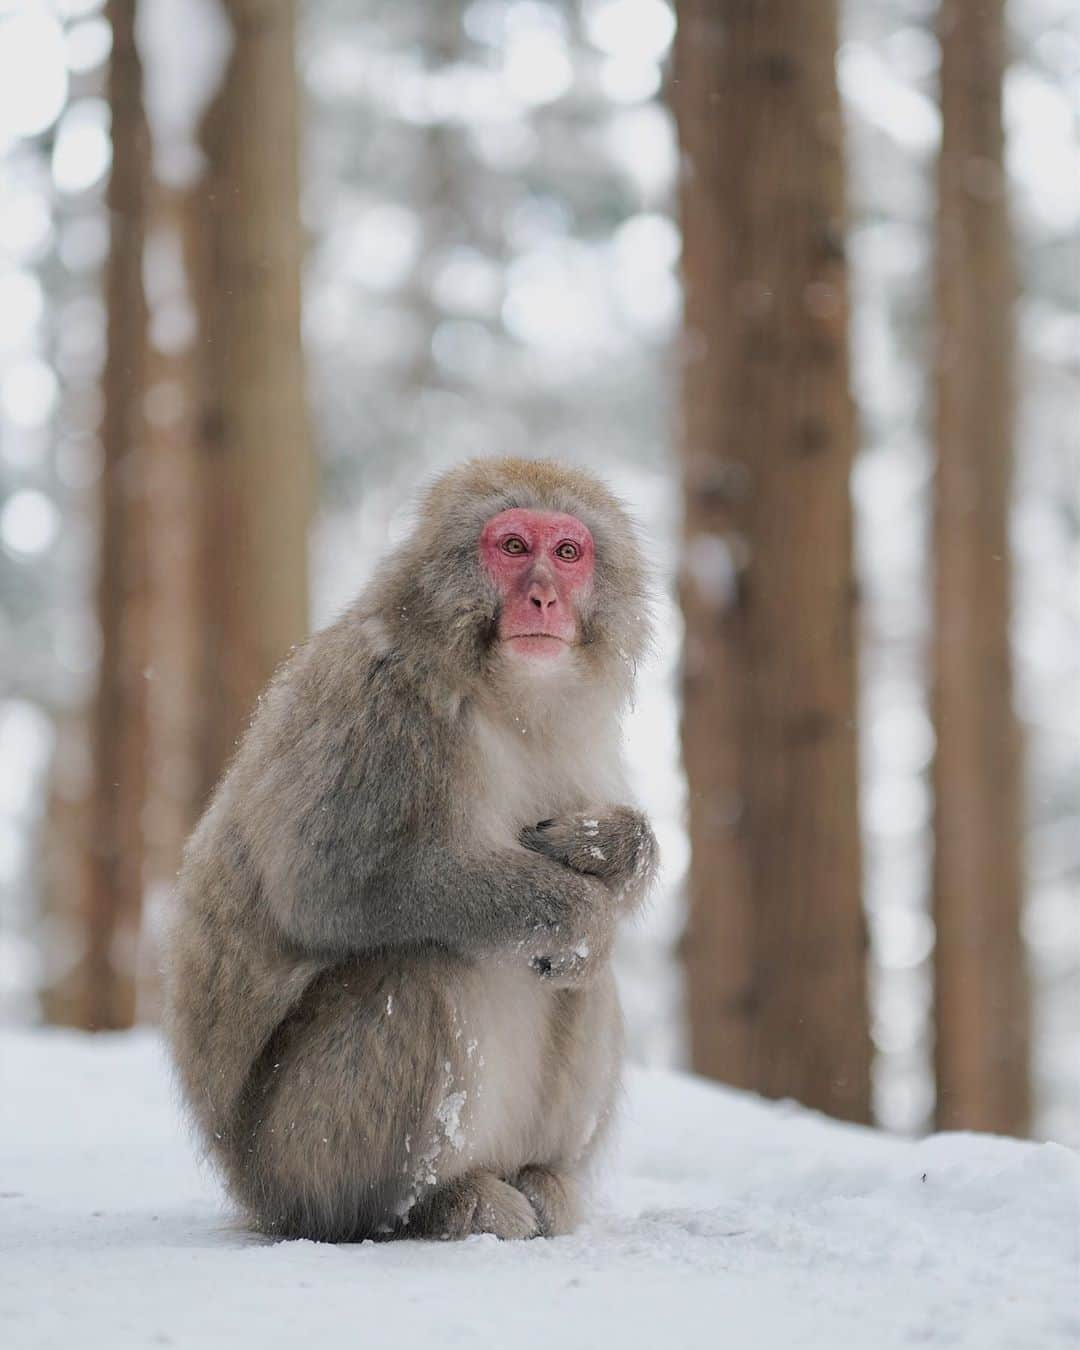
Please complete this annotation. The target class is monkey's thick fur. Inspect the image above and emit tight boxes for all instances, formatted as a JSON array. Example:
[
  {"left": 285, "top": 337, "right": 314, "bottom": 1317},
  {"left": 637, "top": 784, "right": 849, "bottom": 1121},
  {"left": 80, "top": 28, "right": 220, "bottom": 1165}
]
[{"left": 165, "top": 459, "right": 657, "bottom": 1242}]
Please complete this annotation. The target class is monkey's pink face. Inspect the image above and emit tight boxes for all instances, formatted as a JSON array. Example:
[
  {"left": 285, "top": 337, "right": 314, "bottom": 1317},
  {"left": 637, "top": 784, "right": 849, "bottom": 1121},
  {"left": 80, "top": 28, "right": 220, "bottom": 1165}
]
[{"left": 479, "top": 508, "right": 595, "bottom": 662}]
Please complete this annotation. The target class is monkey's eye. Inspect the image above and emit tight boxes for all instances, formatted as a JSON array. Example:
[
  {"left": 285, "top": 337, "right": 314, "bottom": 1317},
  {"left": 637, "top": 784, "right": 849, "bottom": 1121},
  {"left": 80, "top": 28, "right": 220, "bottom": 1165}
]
[
  {"left": 501, "top": 536, "right": 528, "bottom": 555},
  {"left": 554, "top": 541, "right": 580, "bottom": 562}
]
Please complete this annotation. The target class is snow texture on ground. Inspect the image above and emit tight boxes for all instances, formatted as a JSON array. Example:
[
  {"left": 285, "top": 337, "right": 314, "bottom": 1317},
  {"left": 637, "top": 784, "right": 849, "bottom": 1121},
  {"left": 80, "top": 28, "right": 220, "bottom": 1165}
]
[{"left": 1, "top": 1029, "right": 1076, "bottom": 1350}]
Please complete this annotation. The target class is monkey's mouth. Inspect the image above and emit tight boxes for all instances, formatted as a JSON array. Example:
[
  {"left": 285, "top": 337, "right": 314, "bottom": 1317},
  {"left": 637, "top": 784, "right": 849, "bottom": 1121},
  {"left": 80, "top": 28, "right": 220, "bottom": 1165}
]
[{"left": 502, "top": 633, "right": 573, "bottom": 656}]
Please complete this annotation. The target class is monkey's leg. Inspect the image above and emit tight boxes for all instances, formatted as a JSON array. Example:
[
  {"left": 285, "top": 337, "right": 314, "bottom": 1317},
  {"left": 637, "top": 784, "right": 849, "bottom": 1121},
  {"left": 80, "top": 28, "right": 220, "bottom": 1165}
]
[
  {"left": 512, "top": 1165, "right": 581, "bottom": 1237},
  {"left": 235, "top": 959, "right": 460, "bottom": 1242},
  {"left": 502, "top": 976, "right": 621, "bottom": 1238},
  {"left": 407, "top": 1170, "right": 540, "bottom": 1241}
]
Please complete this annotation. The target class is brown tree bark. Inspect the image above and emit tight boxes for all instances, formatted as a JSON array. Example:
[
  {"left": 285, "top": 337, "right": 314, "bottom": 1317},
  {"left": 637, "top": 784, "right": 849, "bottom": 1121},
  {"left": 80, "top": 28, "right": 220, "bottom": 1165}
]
[
  {"left": 138, "top": 183, "right": 206, "bottom": 1023},
  {"left": 193, "top": 0, "right": 313, "bottom": 802},
  {"left": 931, "top": 0, "right": 1029, "bottom": 1134},
  {"left": 673, "top": 0, "right": 870, "bottom": 1122},
  {"left": 80, "top": 0, "right": 150, "bottom": 1030},
  {"left": 40, "top": 714, "right": 92, "bottom": 1026}
]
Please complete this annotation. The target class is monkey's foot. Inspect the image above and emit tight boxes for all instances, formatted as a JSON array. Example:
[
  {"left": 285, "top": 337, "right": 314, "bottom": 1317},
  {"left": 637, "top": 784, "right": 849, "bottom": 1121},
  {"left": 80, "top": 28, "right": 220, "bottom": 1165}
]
[
  {"left": 512, "top": 1165, "right": 581, "bottom": 1237},
  {"left": 410, "top": 1171, "right": 541, "bottom": 1241}
]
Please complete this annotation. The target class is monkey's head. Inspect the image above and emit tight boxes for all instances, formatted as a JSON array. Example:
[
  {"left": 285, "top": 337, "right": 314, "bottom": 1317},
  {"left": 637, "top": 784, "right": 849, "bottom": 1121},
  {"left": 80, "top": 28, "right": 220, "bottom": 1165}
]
[{"left": 370, "top": 458, "right": 651, "bottom": 700}]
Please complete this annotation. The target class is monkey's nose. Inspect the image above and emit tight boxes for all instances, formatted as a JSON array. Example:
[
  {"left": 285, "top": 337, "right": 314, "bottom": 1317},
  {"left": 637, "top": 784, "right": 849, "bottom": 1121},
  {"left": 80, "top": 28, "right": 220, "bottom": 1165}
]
[{"left": 528, "top": 579, "right": 558, "bottom": 610}]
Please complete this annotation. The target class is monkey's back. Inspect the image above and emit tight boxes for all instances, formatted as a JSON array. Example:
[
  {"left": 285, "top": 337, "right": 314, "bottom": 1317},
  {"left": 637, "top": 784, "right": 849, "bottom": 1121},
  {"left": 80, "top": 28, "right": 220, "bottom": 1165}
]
[
  {"left": 163, "top": 615, "right": 378, "bottom": 1169},
  {"left": 164, "top": 792, "right": 326, "bottom": 1179}
]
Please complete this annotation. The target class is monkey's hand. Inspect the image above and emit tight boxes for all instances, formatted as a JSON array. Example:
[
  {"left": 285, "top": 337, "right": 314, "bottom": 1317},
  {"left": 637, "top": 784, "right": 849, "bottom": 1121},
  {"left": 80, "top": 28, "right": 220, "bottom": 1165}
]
[
  {"left": 517, "top": 870, "right": 617, "bottom": 989},
  {"left": 519, "top": 806, "right": 658, "bottom": 911}
]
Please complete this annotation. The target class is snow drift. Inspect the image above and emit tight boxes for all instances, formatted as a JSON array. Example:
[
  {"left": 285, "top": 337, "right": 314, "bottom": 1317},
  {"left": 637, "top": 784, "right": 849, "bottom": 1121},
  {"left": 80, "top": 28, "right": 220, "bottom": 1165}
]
[{"left": 1, "top": 1030, "right": 1075, "bottom": 1349}]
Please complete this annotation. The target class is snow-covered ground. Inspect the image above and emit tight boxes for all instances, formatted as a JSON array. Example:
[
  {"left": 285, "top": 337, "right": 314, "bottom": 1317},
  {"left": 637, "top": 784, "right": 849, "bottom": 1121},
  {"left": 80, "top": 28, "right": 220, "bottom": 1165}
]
[{"left": 2, "top": 1031, "right": 1076, "bottom": 1350}]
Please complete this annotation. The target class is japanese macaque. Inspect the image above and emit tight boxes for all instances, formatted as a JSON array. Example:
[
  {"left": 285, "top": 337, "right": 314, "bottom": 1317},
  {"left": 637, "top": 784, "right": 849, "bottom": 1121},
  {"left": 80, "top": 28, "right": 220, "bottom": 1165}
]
[{"left": 164, "top": 458, "right": 658, "bottom": 1242}]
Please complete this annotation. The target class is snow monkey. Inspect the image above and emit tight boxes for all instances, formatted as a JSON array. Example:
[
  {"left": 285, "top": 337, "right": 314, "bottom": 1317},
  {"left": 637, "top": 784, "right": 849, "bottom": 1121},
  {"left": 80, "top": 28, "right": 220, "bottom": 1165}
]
[{"left": 165, "top": 458, "right": 658, "bottom": 1242}]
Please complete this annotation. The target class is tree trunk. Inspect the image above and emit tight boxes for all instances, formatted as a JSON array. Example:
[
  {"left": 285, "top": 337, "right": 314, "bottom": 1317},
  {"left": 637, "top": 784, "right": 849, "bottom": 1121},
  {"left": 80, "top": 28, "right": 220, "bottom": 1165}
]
[
  {"left": 139, "top": 181, "right": 206, "bottom": 1022},
  {"left": 931, "top": 0, "right": 1029, "bottom": 1134},
  {"left": 81, "top": 0, "right": 150, "bottom": 1030},
  {"left": 673, "top": 0, "right": 870, "bottom": 1122},
  {"left": 193, "top": 0, "right": 312, "bottom": 801}
]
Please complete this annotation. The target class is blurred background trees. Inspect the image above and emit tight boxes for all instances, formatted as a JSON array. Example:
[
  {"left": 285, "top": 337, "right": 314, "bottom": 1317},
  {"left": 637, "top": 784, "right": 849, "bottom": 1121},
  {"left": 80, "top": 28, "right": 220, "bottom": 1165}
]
[
  {"left": 675, "top": 0, "right": 870, "bottom": 1123},
  {"left": 931, "top": 0, "right": 1028, "bottom": 1135},
  {"left": 82, "top": 0, "right": 148, "bottom": 1029},
  {"left": 192, "top": 0, "right": 312, "bottom": 808},
  {"left": 0, "top": 0, "right": 1076, "bottom": 1143}
]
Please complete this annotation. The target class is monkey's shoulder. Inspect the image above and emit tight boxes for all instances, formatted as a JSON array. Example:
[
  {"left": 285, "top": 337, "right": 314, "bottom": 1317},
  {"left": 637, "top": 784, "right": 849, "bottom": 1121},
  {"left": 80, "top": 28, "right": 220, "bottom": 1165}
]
[{"left": 240, "top": 619, "right": 466, "bottom": 805}]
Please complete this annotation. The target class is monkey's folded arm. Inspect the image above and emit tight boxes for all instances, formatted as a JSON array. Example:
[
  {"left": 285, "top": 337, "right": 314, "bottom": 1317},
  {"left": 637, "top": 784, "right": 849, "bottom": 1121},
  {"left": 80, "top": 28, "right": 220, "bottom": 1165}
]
[{"left": 265, "top": 834, "right": 615, "bottom": 971}]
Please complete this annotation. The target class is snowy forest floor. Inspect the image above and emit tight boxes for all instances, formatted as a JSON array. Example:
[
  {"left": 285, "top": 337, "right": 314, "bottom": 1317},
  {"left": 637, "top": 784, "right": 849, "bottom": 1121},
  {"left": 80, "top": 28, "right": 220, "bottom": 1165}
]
[{"left": 1, "top": 1031, "right": 1076, "bottom": 1350}]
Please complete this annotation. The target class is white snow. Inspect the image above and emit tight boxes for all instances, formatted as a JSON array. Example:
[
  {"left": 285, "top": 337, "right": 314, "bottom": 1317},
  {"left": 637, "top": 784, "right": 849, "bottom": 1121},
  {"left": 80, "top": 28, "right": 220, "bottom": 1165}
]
[
  {"left": 433, "top": 1088, "right": 468, "bottom": 1154},
  {"left": 1, "top": 1030, "right": 1075, "bottom": 1350}
]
